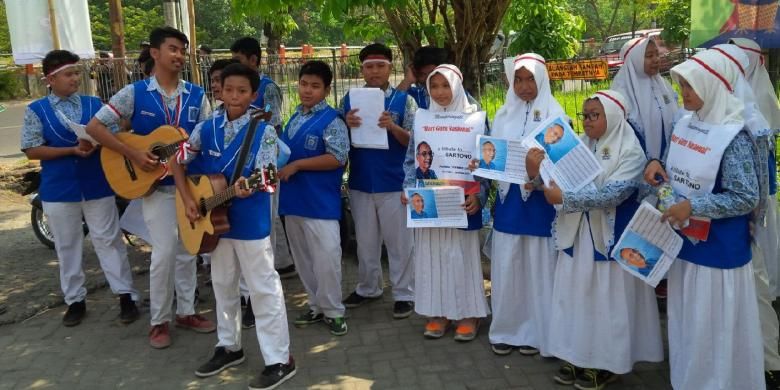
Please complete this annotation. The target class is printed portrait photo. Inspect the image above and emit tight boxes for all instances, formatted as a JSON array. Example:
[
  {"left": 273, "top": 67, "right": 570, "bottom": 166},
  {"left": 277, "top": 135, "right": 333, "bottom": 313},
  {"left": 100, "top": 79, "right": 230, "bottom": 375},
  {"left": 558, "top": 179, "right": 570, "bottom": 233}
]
[
  {"left": 534, "top": 119, "right": 578, "bottom": 163},
  {"left": 407, "top": 189, "right": 438, "bottom": 220},
  {"left": 614, "top": 231, "right": 663, "bottom": 277},
  {"left": 478, "top": 138, "right": 507, "bottom": 172}
]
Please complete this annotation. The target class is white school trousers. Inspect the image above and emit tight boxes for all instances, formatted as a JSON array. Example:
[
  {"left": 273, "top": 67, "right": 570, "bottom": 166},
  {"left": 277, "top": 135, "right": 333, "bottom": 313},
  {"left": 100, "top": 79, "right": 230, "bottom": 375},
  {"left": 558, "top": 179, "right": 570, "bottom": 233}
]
[
  {"left": 668, "top": 260, "right": 764, "bottom": 390},
  {"left": 349, "top": 190, "right": 414, "bottom": 301},
  {"left": 756, "top": 200, "right": 780, "bottom": 296},
  {"left": 43, "top": 196, "right": 138, "bottom": 305},
  {"left": 239, "top": 190, "right": 293, "bottom": 299},
  {"left": 752, "top": 240, "right": 780, "bottom": 370},
  {"left": 285, "top": 216, "right": 345, "bottom": 318},
  {"left": 142, "top": 187, "right": 197, "bottom": 325},
  {"left": 211, "top": 237, "right": 290, "bottom": 365}
]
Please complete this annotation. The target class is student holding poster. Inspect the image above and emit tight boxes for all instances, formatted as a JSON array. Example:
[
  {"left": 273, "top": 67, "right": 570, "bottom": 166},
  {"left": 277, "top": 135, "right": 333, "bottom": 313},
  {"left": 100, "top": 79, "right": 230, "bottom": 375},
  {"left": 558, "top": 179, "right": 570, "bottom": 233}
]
[
  {"left": 644, "top": 50, "right": 763, "bottom": 389},
  {"left": 401, "top": 64, "right": 489, "bottom": 341},
  {"left": 483, "top": 53, "right": 563, "bottom": 357},
  {"left": 340, "top": 43, "right": 417, "bottom": 319},
  {"left": 544, "top": 90, "right": 662, "bottom": 388}
]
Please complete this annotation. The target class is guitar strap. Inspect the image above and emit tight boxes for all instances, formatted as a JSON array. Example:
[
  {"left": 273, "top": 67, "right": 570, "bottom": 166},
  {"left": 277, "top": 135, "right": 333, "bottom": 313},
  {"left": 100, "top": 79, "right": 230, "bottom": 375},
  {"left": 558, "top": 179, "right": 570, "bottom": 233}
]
[{"left": 230, "top": 114, "right": 261, "bottom": 185}]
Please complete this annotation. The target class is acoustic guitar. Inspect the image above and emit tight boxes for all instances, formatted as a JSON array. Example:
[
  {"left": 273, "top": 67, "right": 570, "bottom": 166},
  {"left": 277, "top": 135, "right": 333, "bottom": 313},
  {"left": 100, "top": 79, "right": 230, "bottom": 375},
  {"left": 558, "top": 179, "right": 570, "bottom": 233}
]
[
  {"left": 176, "top": 165, "right": 278, "bottom": 255},
  {"left": 101, "top": 125, "right": 188, "bottom": 199}
]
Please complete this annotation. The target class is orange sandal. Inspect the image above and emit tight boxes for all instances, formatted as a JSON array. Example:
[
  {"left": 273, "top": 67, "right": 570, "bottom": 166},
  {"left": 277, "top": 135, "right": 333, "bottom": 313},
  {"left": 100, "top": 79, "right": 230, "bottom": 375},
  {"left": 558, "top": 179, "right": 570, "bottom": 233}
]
[
  {"left": 454, "top": 318, "right": 479, "bottom": 342},
  {"left": 423, "top": 317, "right": 449, "bottom": 339}
]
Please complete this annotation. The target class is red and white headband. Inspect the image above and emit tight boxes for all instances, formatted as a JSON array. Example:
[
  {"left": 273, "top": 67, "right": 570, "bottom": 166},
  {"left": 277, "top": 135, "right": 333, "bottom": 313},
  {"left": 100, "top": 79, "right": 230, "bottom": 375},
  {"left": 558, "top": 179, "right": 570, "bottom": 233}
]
[
  {"left": 432, "top": 64, "right": 462, "bottom": 80},
  {"left": 595, "top": 91, "right": 626, "bottom": 116},
  {"left": 514, "top": 55, "right": 545, "bottom": 66},
  {"left": 711, "top": 47, "right": 745, "bottom": 76},
  {"left": 45, "top": 62, "right": 79, "bottom": 77},
  {"left": 690, "top": 57, "right": 733, "bottom": 92},
  {"left": 362, "top": 54, "right": 391, "bottom": 65}
]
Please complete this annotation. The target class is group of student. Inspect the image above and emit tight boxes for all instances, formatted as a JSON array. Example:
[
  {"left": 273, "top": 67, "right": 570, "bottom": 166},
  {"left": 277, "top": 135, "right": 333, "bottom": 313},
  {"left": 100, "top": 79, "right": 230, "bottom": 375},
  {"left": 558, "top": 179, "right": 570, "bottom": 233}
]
[{"left": 19, "top": 22, "right": 780, "bottom": 390}]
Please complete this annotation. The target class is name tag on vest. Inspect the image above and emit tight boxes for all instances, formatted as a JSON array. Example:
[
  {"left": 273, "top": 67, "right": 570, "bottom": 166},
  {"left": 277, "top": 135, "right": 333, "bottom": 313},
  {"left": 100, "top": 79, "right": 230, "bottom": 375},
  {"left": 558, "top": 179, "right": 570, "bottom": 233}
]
[
  {"left": 140, "top": 110, "right": 156, "bottom": 117},
  {"left": 208, "top": 149, "right": 221, "bottom": 157},
  {"left": 189, "top": 107, "right": 199, "bottom": 122}
]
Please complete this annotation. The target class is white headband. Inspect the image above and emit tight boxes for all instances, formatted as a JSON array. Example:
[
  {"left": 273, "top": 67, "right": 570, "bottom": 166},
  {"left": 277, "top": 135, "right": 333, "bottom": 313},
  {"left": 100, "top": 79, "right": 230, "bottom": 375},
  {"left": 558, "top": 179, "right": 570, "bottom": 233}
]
[{"left": 45, "top": 62, "right": 79, "bottom": 78}]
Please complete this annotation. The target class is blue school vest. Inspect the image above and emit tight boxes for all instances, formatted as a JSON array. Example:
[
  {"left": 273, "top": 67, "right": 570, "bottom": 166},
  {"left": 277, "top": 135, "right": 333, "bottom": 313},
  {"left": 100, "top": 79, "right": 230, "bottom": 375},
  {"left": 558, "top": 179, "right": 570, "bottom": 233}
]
[
  {"left": 279, "top": 106, "right": 343, "bottom": 220},
  {"left": 250, "top": 75, "right": 278, "bottom": 110},
  {"left": 30, "top": 96, "right": 114, "bottom": 202},
  {"left": 130, "top": 79, "right": 205, "bottom": 185},
  {"left": 343, "top": 88, "right": 408, "bottom": 193},
  {"left": 769, "top": 139, "right": 777, "bottom": 195},
  {"left": 493, "top": 184, "right": 556, "bottom": 237},
  {"left": 409, "top": 86, "right": 428, "bottom": 109},
  {"left": 677, "top": 169, "right": 752, "bottom": 269},
  {"left": 561, "top": 192, "right": 640, "bottom": 261},
  {"left": 194, "top": 114, "right": 271, "bottom": 240}
]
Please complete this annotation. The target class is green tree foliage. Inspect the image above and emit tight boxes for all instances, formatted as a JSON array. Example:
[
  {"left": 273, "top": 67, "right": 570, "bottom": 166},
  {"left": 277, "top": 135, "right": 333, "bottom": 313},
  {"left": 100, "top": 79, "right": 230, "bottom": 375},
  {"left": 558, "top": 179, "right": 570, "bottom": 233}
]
[
  {"left": 0, "top": 1, "right": 10, "bottom": 53},
  {"left": 567, "top": 0, "right": 653, "bottom": 41},
  {"left": 504, "top": 0, "right": 585, "bottom": 60},
  {"left": 90, "top": 0, "right": 164, "bottom": 51},
  {"left": 194, "top": 0, "right": 265, "bottom": 49},
  {"left": 653, "top": 0, "right": 690, "bottom": 45}
]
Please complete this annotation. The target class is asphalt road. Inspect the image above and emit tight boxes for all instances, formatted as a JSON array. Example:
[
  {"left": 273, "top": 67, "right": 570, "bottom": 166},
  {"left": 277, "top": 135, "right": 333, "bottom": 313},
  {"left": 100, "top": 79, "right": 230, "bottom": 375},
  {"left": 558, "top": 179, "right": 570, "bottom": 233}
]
[{"left": 0, "top": 100, "right": 30, "bottom": 165}]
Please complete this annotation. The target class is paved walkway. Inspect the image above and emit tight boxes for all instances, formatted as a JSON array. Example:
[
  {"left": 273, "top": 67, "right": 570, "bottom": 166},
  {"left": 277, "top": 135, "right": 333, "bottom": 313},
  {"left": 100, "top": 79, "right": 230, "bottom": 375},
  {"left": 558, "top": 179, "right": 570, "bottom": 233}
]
[{"left": 0, "top": 255, "right": 672, "bottom": 390}]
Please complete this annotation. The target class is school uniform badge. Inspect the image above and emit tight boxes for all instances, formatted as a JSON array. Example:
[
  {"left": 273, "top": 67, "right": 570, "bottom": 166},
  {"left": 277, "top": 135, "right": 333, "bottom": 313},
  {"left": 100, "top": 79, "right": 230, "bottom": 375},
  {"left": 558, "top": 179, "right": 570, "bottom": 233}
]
[
  {"left": 188, "top": 107, "right": 199, "bottom": 122},
  {"left": 601, "top": 147, "right": 611, "bottom": 160},
  {"left": 533, "top": 110, "right": 541, "bottom": 122},
  {"left": 305, "top": 135, "right": 319, "bottom": 150},
  {"left": 662, "top": 95, "right": 671, "bottom": 105}
]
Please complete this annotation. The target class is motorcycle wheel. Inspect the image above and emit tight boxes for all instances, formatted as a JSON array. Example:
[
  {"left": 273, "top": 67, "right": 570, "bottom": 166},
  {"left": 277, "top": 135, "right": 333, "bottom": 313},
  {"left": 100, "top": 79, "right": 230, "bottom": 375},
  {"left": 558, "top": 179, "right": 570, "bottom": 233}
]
[{"left": 31, "top": 206, "right": 55, "bottom": 249}]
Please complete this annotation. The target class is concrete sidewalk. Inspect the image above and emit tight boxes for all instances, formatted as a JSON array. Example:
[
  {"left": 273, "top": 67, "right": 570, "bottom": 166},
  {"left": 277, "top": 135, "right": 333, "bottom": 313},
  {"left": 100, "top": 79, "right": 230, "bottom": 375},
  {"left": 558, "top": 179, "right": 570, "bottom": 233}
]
[{"left": 0, "top": 252, "right": 672, "bottom": 390}]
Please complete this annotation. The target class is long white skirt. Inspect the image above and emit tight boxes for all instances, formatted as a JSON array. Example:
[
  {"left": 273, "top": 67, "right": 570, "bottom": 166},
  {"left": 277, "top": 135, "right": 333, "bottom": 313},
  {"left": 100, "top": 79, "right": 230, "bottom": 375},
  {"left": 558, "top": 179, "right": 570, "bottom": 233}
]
[
  {"left": 548, "top": 218, "right": 664, "bottom": 374},
  {"left": 667, "top": 259, "right": 764, "bottom": 390},
  {"left": 413, "top": 228, "right": 490, "bottom": 320},
  {"left": 489, "top": 231, "right": 557, "bottom": 356},
  {"left": 756, "top": 199, "right": 780, "bottom": 296}
]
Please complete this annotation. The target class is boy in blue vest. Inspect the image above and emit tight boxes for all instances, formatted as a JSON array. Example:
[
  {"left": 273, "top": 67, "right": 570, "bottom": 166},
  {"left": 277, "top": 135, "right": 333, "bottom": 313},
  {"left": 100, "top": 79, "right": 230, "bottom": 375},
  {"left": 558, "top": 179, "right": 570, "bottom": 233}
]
[
  {"left": 278, "top": 60, "right": 350, "bottom": 335},
  {"left": 207, "top": 58, "right": 241, "bottom": 115},
  {"left": 171, "top": 63, "right": 295, "bottom": 390},
  {"left": 86, "top": 27, "right": 216, "bottom": 349},
  {"left": 20, "top": 50, "right": 139, "bottom": 327},
  {"left": 230, "top": 36, "right": 296, "bottom": 329},
  {"left": 396, "top": 46, "right": 450, "bottom": 109},
  {"left": 341, "top": 43, "right": 416, "bottom": 318}
]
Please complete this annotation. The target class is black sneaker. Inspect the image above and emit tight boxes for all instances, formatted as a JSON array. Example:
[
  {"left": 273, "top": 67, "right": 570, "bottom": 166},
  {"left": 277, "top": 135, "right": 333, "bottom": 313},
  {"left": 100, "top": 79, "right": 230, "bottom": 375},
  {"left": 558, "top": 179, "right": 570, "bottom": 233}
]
[
  {"left": 392, "top": 301, "right": 414, "bottom": 319},
  {"left": 293, "top": 310, "right": 324, "bottom": 327},
  {"left": 342, "top": 291, "right": 378, "bottom": 308},
  {"left": 491, "top": 343, "right": 514, "bottom": 356},
  {"left": 194, "top": 347, "right": 245, "bottom": 378},
  {"left": 517, "top": 345, "right": 539, "bottom": 356},
  {"left": 275, "top": 264, "right": 298, "bottom": 280},
  {"left": 119, "top": 294, "right": 140, "bottom": 324},
  {"left": 767, "top": 371, "right": 780, "bottom": 390},
  {"left": 242, "top": 299, "right": 255, "bottom": 329},
  {"left": 324, "top": 316, "right": 348, "bottom": 336},
  {"left": 62, "top": 300, "right": 86, "bottom": 327},
  {"left": 249, "top": 357, "right": 297, "bottom": 390},
  {"left": 574, "top": 368, "right": 617, "bottom": 390},
  {"left": 553, "top": 362, "right": 583, "bottom": 385}
]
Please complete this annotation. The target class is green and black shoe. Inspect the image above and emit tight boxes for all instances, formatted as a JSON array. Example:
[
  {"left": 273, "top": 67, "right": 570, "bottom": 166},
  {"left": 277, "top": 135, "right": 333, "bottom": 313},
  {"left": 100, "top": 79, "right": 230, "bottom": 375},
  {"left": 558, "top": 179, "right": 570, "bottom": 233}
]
[
  {"left": 324, "top": 316, "right": 348, "bottom": 336},
  {"left": 293, "top": 310, "right": 324, "bottom": 327}
]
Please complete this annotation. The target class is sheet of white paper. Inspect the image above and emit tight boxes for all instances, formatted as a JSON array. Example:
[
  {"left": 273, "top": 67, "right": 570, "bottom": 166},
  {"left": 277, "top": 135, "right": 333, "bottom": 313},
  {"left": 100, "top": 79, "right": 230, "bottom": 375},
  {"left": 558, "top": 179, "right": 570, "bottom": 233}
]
[
  {"left": 349, "top": 88, "right": 388, "bottom": 149},
  {"left": 67, "top": 120, "right": 100, "bottom": 145},
  {"left": 405, "top": 186, "right": 468, "bottom": 228},
  {"left": 521, "top": 116, "right": 602, "bottom": 193},
  {"left": 610, "top": 202, "right": 683, "bottom": 287},
  {"left": 472, "top": 134, "right": 529, "bottom": 184}
]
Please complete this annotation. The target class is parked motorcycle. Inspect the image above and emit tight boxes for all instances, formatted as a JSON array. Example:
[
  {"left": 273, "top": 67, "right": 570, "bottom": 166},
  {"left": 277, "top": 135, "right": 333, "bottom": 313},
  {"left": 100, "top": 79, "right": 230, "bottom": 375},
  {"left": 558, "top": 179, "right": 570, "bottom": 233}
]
[{"left": 22, "top": 170, "right": 130, "bottom": 249}]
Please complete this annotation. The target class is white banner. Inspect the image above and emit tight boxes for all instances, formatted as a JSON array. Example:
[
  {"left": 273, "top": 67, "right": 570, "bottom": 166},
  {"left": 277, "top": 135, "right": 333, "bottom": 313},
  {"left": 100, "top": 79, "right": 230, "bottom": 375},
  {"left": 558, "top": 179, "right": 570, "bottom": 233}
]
[{"left": 6, "top": 0, "right": 95, "bottom": 65}]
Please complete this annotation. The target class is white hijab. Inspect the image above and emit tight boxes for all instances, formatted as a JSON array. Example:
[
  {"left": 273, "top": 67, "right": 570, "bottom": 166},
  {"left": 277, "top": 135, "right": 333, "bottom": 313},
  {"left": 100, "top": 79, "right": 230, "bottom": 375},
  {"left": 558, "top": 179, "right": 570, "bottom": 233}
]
[
  {"left": 730, "top": 38, "right": 780, "bottom": 130},
  {"left": 425, "top": 64, "right": 477, "bottom": 113},
  {"left": 611, "top": 36, "right": 678, "bottom": 160},
  {"left": 492, "top": 53, "right": 565, "bottom": 200},
  {"left": 554, "top": 90, "right": 646, "bottom": 255},
  {"left": 670, "top": 49, "right": 744, "bottom": 125},
  {"left": 711, "top": 44, "right": 771, "bottom": 138}
]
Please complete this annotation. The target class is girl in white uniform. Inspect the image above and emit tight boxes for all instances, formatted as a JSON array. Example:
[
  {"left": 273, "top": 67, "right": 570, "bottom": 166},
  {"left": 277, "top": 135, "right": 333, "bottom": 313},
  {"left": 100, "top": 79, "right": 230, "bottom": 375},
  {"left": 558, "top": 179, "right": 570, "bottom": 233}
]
[
  {"left": 544, "top": 90, "right": 663, "bottom": 389},
  {"left": 645, "top": 49, "right": 764, "bottom": 390},
  {"left": 486, "top": 53, "right": 564, "bottom": 356},
  {"left": 401, "top": 64, "right": 490, "bottom": 341}
]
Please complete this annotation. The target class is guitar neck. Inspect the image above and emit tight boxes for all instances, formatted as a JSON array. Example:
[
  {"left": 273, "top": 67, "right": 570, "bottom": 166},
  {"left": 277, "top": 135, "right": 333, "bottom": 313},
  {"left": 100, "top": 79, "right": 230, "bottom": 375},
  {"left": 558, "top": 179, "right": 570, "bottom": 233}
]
[
  {"left": 202, "top": 185, "right": 239, "bottom": 213},
  {"left": 155, "top": 142, "right": 183, "bottom": 160}
]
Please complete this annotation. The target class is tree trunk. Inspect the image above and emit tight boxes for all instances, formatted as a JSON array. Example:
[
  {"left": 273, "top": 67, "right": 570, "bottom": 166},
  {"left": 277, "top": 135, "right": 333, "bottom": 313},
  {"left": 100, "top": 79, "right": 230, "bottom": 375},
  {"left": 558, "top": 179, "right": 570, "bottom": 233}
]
[
  {"left": 263, "top": 22, "right": 281, "bottom": 54},
  {"left": 108, "top": 0, "right": 125, "bottom": 59}
]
